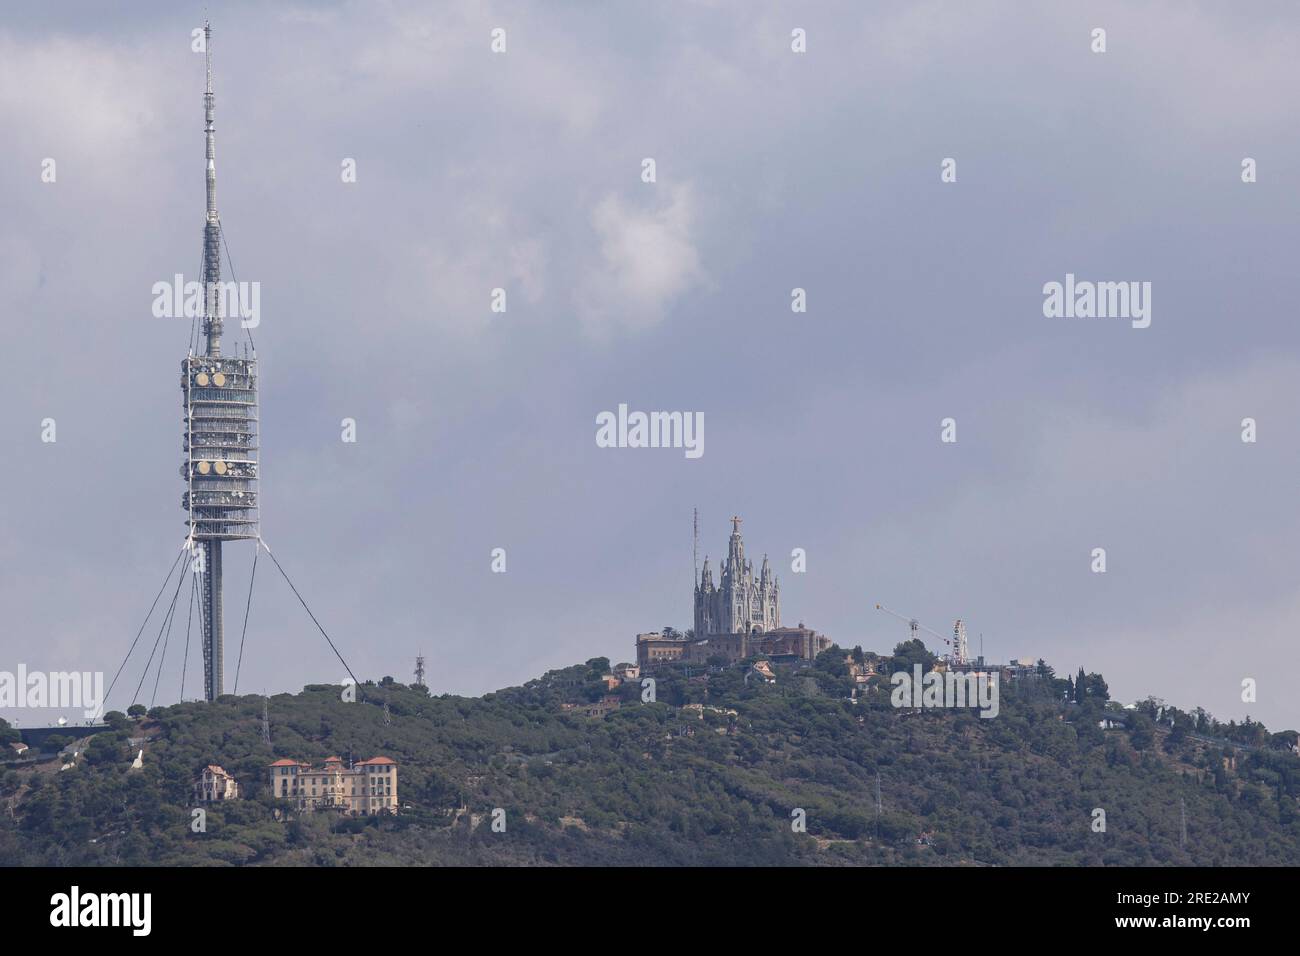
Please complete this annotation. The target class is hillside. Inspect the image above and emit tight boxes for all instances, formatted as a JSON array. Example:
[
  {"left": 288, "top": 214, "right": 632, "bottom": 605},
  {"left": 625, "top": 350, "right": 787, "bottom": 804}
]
[{"left": 3, "top": 650, "right": 1299, "bottom": 866}]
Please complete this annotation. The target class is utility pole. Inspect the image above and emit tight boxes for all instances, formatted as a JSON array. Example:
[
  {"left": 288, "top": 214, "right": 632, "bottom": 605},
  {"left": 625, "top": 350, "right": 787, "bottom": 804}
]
[{"left": 875, "top": 771, "right": 882, "bottom": 840}]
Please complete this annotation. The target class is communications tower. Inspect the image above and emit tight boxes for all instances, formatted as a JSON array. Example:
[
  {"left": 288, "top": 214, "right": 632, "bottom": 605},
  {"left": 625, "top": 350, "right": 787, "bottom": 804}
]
[{"left": 181, "top": 22, "right": 259, "bottom": 701}]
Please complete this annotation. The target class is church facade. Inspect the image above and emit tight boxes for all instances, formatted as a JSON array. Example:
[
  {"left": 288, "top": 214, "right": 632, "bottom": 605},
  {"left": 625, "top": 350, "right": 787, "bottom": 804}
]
[{"left": 694, "top": 516, "right": 781, "bottom": 636}]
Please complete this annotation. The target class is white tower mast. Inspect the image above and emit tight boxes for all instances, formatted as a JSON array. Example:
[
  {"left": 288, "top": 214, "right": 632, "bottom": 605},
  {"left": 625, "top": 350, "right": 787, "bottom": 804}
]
[{"left": 953, "top": 619, "right": 969, "bottom": 666}]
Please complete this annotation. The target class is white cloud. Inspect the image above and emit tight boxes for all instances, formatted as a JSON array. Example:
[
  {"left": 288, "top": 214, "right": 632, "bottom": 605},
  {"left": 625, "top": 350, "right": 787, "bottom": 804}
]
[
  {"left": 0, "top": 34, "right": 167, "bottom": 187},
  {"left": 393, "top": 209, "right": 549, "bottom": 345},
  {"left": 580, "top": 183, "right": 703, "bottom": 335},
  {"left": 344, "top": 2, "right": 606, "bottom": 133}
]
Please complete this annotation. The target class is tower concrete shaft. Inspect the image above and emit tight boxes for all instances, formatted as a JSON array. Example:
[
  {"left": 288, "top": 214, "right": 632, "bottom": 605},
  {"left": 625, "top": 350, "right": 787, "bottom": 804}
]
[{"left": 201, "top": 540, "right": 223, "bottom": 699}]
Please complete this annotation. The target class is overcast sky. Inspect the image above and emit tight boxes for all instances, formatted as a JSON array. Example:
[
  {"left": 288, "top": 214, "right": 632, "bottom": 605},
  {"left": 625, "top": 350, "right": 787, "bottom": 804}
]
[{"left": 3, "top": 1, "right": 1299, "bottom": 731}]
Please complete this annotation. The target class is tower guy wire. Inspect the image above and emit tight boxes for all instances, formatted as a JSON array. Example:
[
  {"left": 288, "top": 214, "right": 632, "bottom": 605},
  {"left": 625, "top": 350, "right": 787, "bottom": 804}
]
[
  {"left": 232, "top": 543, "right": 260, "bottom": 694},
  {"left": 260, "top": 539, "right": 359, "bottom": 689},
  {"left": 99, "top": 544, "right": 189, "bottom": 719}
]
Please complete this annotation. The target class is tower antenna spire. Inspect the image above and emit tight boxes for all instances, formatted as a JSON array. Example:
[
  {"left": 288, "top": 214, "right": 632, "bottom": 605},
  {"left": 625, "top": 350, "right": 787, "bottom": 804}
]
[{"left": 202, "top": 19, "right": 222, "bottom": 357}]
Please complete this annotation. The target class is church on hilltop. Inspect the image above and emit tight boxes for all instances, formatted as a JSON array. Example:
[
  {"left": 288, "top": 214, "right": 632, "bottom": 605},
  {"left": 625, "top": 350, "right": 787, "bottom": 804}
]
[
  {"left": 637, "top": 516, "right": 830, "bottom": 667},
  {"left": 694, "top": 516, "right": 781, "bottom": 635}
]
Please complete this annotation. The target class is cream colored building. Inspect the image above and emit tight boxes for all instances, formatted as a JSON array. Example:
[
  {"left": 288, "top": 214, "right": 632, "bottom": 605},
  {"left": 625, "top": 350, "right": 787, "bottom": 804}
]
[
  {"left": 269, "top": 755, "right": 397, "bottom": 815},
  {"left": 194, "top": 764, "right": 240, "bottom": 801}
]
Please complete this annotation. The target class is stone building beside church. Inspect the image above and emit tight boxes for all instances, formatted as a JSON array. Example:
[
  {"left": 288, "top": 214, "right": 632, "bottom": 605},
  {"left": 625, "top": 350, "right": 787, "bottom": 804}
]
[{"left": 689, "top": 623, "right": 831, "bottom": 664}]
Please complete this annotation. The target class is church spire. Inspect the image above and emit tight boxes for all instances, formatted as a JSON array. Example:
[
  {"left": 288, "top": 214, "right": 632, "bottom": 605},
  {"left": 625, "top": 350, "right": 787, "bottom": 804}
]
[{"left": 726, "top": 514, "right": 745, "bottom": 571}]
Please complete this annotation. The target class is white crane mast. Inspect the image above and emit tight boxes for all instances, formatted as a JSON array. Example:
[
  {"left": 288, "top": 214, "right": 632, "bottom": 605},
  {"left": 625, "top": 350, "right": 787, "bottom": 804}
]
[{"left": 952, "top": 619, "right": 969, "bottom": 665}]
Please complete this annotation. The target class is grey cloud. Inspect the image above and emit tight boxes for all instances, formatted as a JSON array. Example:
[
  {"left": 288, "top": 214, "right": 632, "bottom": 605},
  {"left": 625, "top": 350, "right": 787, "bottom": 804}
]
[{"left": 1, "top": 0, "right": 1297, "bottom": 733}]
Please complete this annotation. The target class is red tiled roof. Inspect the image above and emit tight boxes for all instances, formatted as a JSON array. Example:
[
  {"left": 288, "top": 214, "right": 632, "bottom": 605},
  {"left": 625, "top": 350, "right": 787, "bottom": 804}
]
[
  {"left": 356, "top": 756, "right": 396, "bottom": 765},
  {"left": 268, "top": 758, "right": 300, "bottom": 767}
]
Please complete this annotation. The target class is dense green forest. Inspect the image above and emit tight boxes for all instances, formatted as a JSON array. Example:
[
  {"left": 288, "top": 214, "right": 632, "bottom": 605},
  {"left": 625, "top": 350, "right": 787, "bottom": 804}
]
[{"left": 2, "top": 647, "right": 1298, "bottom": 866}]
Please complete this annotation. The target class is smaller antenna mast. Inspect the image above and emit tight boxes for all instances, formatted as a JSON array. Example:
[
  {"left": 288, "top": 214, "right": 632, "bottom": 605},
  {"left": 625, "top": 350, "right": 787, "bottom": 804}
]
[{"left": 693, "top": 508, "right": 699, "bottom": 586}]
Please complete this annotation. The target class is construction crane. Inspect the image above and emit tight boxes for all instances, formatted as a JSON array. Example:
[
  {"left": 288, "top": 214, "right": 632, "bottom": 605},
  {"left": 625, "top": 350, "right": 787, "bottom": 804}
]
[
  {"left": 875, "top": 605, "right": 975, "bottom": 665},
  {"left": 875, "top": 604, "right": 952, "bottom": 653},
  {"left": 878, "top": 606, "right": 972, "bottom": 665}
]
